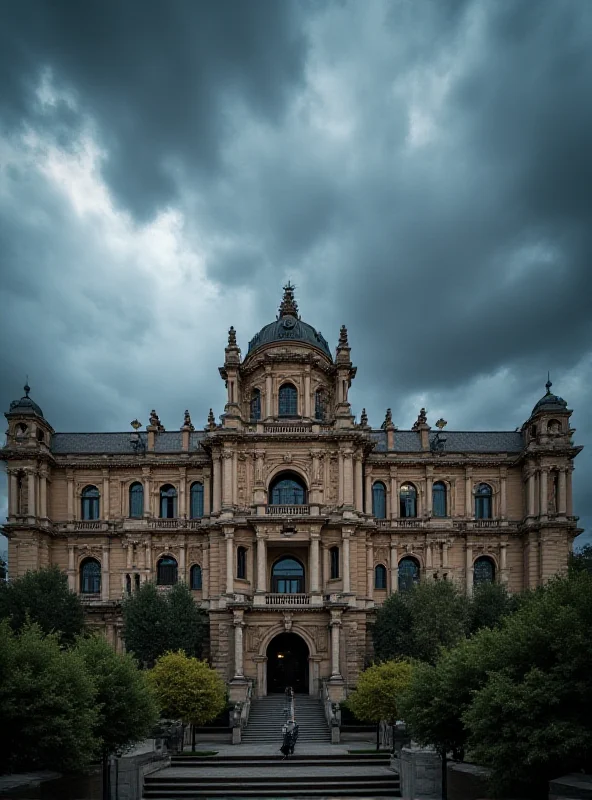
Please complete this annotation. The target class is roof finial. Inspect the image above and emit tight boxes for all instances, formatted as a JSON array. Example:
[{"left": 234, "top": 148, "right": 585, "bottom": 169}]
[
  {"left": 360, "top": 408, "right": 368, "bottom": 427},
  {"left": 182, "top": 409, "right": 194, "bottom": 431},
  {"left": 24, "top": 377, "right": 30, "bottom": 397},
  {"left": 546, "top": 372, "right": 552, "bottom": 394},
  {"left": 338, "top": 325, "right": 349, "bottom": 348},
  {"left": 207, "top": 408, "right": 216, "bottom": 430},
  {"left": 278, "top": 281, "right": 299, "bottom": 318},
  {"left": 228, "top": 326, "right": 237, "bottom": 347}
]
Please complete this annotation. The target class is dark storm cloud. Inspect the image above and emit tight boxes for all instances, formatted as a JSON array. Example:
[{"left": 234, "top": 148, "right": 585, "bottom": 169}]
[
  {"left": 0, "top": 0, "right": 590, "bottom": 545},
  {"left": 0, "top": 0, "right": 309, "bottom": 218}
]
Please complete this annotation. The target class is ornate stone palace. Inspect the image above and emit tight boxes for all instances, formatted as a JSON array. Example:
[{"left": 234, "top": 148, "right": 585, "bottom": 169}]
[{"left": 1, "top": 285, "right": 582, "bottom": 702}]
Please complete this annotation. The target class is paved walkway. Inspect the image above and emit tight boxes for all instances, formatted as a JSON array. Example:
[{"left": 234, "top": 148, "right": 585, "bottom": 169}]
[
  {"left": 0, "top": 771, "right": 61, "bottom": 795},
  {"left": 163, "top": 763, "right": 394, "bottom": 779},
  {"left": 187, "top": 740, "right": 381, "bottom": 756}
]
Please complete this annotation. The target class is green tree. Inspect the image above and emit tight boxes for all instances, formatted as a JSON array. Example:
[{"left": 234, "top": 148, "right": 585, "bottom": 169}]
[
  {"left": 346, "top": 661, "right": 412, "bottom": 751},
  {"left": 0, "top": 621, "right": 98, "bottom": 774},
  {"left": 75, "top": 634, "right": 159, "bottom": 799},
  {"left": 0, "top": 565, "right": 85, "bottom": 646},
  {"left": 568, "top": 543, "right": 592, "bottom": 575},
  {"left": 373, "top": 580, "right": 468, "bottom": 664},
  {"left": 122, "top": 581, "right": 208, "bottom": 667},
  {"left": 467, "top": 581, "right": 518, "bottom": 634},
  {"left": 148, "top": 651, "right": 226, "bottom": 751}
]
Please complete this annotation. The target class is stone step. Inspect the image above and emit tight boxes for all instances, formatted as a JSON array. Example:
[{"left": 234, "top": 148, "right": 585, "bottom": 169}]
[
  {"left": 171, "top": 757, "right": 391, "bottom": 767},
  {"left": 144, "top": 779, "right": 400, "bottom": 798}
]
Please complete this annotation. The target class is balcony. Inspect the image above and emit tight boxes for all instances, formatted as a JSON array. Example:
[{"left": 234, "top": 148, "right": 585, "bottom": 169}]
[
  {"left": 263, "top": 423, "right": 313, "bottom": 434},
  {"left": 466, "top": 519, "right": 508, "bottom": 530},
  {"left": 265, "top": 505, "right": 310, "bottom": 516},
  {"left": 265, "top": 593, "right": 310, "bottom": 606},
  {"left": 148, "top": 518, "right": 205, "bottom": 530}
]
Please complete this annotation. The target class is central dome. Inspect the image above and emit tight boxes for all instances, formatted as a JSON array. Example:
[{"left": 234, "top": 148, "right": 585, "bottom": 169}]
[{"left": 246, "top": 284, "right": 332, "bottom": 359}]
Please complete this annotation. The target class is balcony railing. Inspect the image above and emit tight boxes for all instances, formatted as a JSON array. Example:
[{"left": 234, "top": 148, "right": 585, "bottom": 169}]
[
  {"left": 375, "top": 519, "right": 426, "bottom": 528},
  {"left": 467, "top": 519, "right": 505, "bottom": 529},
  {"left": 265, "top": 593, "right": 310, "bottom": 606},
  {"left": 263, "top": 423, "right": 313, "bottom": 434},
  {"left": 266, "top": 505, "right": 310, "bottom": 516}
]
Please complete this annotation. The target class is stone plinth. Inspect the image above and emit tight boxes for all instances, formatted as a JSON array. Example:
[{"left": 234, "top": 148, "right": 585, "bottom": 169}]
[{"left": 400, "top": 745, "right": 442, "bottom": 800}]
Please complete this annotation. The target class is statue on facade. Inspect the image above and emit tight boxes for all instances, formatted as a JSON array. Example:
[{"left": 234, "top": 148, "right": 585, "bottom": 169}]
[{"left": 149, "top": 410, "right": 165, "bottom": 431}]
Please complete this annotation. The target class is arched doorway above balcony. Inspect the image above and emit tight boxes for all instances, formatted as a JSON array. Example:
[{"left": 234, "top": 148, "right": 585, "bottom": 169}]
[
  {"left": 268, "top": 472, "right": 308, "bottom": 506},
  {"left": 271, "top": 556, "right": 305, "bottom": 594},
  {"left": 266, "top": 631, "right": 309, "bottom": 694}
]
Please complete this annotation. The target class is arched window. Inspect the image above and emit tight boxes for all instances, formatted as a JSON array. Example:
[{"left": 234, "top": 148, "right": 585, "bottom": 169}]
[
  {"left": 400, "top": 483, "right": 417, "bottom": 518},
  {"left": 134, "top": 573, "right": 140, "bottom": 592},
  {"left": 475, "top": 483, "right": 492, "bottom": 519},
  {"left": 237, "top": 546, "right": 247, "bottom": 580},
  {"left": 314, "top": 389, "right": 326, "bottom": 421},
  {"left": 375, "top": 564, "right": 387, "bottom": 590},
  {"left": 272, "top": 556, "right": 304, "bottom": 593},
  {"left": 80, "top": 558, "right": 101, "bottom": 594},
  {"left": 159, "top": 484, "right": 177, "bottom": 519},
  {"left": 372, "top": 481, "right": 386, "bottom": 519},
  {"left": 125, "top": 573, "right": 132, "bottom": 595},
  {"left": 129, "top": 482, "right": 144, "bottom": 518},
  {"left": 157, "top": 556, "right": 178, "bottom": 586},
  {"left": 398, "top": 557, "right": 420, "bottom": 592},
  {"left": 269, "top": 472, "right": 307, "bottom": 505},
  {"left": 473, "top": 556, "right": 495, "bottom": 586},
  {"left": 548, "top": 419, "right": 561, "bottom": 434},
  {"left": 15, "top": 422, "right": 27, "bottom": 438},
  {"left": 279, "top": 383, "right": 298, "bottom": 417},
  {"left": 330, "top": 546, "right": 339, "bottom": 579},
  {"left": 190, "top": 482, "right": 204, "bottom": 519},
  {"left": 36, "top": 429, "right": 45, "bottom": 442},
  {"left": 432, "top": 481, "right": 447, "bottom": 518},
  {"left": 81, "top": 486, "right": 100, "bottom": 521},
  {"left": 250, "top": 389, "right": 261, "bottom": 421},
  {"left": 190, "top": 564, "right": 202, "bottom": 590}
]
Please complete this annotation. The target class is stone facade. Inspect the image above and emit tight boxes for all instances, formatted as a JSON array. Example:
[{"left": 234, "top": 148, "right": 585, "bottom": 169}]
[{"left": 1, "top": 286, "right": 583, "bottom": 703}]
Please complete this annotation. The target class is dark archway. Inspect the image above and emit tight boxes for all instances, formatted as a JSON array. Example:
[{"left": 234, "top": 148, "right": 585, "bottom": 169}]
[{"left": 266, "top": 632, "right": 309, "bottom": 694}]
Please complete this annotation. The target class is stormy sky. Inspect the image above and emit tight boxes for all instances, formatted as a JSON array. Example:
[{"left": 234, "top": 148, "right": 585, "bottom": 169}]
[{"left": 0, "top": 0, "right": 590, "bottom": 552}]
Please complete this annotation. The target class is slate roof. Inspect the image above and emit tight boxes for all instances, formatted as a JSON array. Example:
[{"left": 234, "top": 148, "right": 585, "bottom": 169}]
[
  {"left": 370, "top": 430, "right": 524, "bottom": 453},
  {"left": 247, "top": 317, "right": 332, "bottom": 359},
  {"left": 51, "top": 431, "right": 206, "bottom": 455}
]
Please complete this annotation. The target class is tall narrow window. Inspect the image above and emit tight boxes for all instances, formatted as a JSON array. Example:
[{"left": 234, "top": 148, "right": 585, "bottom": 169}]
[
  {"left": 400, "top": 483, "right": 417, "bottom": 518},
  {"left": 159, "top": 484, "right": 177, "bottom": 519},
  {"left": 314, "top": 389, "right": 326, "bottom": 421},
  {"left": 372, "top": 481, "right": 386, "bottom": 519},
  {"left": 80, "top": 558, "right": 101, "bottom": 594},
  {"left": 432, "top": 481, "right": 447, "bottom": 517},
  {"left": 190, "top": 482, "right": 204, "bottom": 519},
  {"left": 269, "top": 473, "right": 307, "bottom": 505},
  {"left": 330, "top": 546, "right": 339, "bottom": 579},
  {"left": 125, "top": 573, "right": 132, "bottom": 595},
  {"left": 190, "top": 564, "right": 202, "bottom": 590},
  {"left": 398, "top": 557, "right": 420, "bottom": 592},
  {"left": 250, "top": 389, "right": 261, "bottom": 420},
  {"left": 129, "top": 482, "right": 144, "bottom": 518},
  {"left": 272, "top": 557, "right": 305, "bottom": 593},
  {"left": 375, "top": 564, "right": 387, "bottom": 590},
  {"left": 134, "top": 573, "right": 141, "bottom": 592},
  {"left": 157, "top": 556, "right": 178, "bottom": 585},
  {"left": 473, "top": 556, "right": 495, "bottom": 585},
  {"left": 81, "top": 486, "right": 100, "bottom": 520},
  {"left": 237, "top": 546, "right": 247, "bottom": 580},
  {"left": 279, "top": 383, "right": 298, "bottom": 417},
  {"left": 475, "top": 483, "right": 492, "bottom": 519}
]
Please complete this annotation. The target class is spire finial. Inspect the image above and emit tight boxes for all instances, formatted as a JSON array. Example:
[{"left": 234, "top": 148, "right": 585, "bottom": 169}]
[
  {"left": 228, "top": 326, "right": 237, "bottom": 347},
  {"left": 278, "top": 281, "right": 299, "bottom": 318},
  {"left": 338, "top": 325, "right": 349, "bottom": 348},
  {"left": 360, "top": 408, "right": 368, "bottom": 427},
  {"left": 546, "top": 372, "right": 552, "bottom": 394},
  {"left": 24, "top": 377, "right": 30, "bottom": 397},
  {"left": 207, "top": 408, "right": 216, "bottom": 430}
]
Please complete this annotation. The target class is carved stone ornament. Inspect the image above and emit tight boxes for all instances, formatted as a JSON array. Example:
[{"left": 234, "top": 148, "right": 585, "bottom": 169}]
[{"left": 283, "top": 612, "right": 293, "bottom": 632}]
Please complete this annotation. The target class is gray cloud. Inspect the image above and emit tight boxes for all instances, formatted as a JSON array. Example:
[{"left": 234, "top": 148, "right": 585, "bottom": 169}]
[{"left": 0, "top": 0, "right": 590, "bottom": 547}]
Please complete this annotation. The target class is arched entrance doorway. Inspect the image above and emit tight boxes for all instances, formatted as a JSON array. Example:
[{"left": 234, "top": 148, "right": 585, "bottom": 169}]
[{"left": 266, "top": 632, "right": 309, "bottom": 694}]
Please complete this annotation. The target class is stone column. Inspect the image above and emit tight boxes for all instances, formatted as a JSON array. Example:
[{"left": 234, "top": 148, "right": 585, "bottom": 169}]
[
  {"left": 102, "top": 545, "right": 110, "bottom": 601},
  {"left": 213, "top": 454, "right": 222, "bottom": 513},
  {"left": 338, "top": 453, "right": 344, "bottom": 506},
  {"left": 179, "top": 542, "right": 186, "bottom": 582},
  {"left": 67, "top": 471, "right": 75, "bottom": 519},
  {"left": 145, "top": 541, "right": 152, "bottom": 575},
  {"left": 225, "top": 531, "right": 234, "bottom": 595},
  {"left": 390, "top": 542, "right": 398, "bottom": 593},
  {"left": 232, "top": 453, "right": 238, "bottom": 507},
  {"left": 39, "top": 470, "right": 48, "bottom": 518},
  {"left": 465, "top": 469, "right": 473, "bottom": 517},
  {"left": 390, "top": 469, "right": 399, "bottom": 520},
  {"left": 102, "top": 470, "right": 110, "bottom": 520},
  {"left": 126, "top": 542, "right": 133, "bottom": 570},
  {"left": 256, "top": 532, "right": 266, "bottom": 593},
  {"left": 426, "top": 468, "right": 433, "bottom": 517},
  {"left": 233, "top": 617, "right": 245, "bottom": 678},
  {"left": 342, "top": 530, "right": 351, "bottom": 593},
  {"left": 343, "top": 452, "right": 354, "bottom": 506},
  {"left": 330, "top": 611, "right": 342, "bottom": 678},
  {"left": 558, "top": 468, "right": 567, "bottom": 516},
  {"left": 68, "top": 544, "right": 76, "bottom": 591},
  {"left": 500, "top": 543, "right": 508, "bottom": 584},
  {"left": 202, "top": 543, "right": 210, "bottom": 599},
  {"left": 364, "top": 470, "right": 372, "bottom": 515},
  {"left": 304, "top": 372, "right": 311, "bottom": 418},
  {"left": 310, "top": 532, "right": 320, "bottom": 594},
  {"left": 9, "top": 471, "right": 18, "bottom": 516},
  {"left": 355, "top": 456, "right": 364, "bottom": 512},
  {"left": 322, "top": 545, "right": 330, "bottom": 590},
  {"left": 222, "top": 452, "right": 233, "bottom": 508},
  {"left": 465, "top": 542, "right": 473, "bottom": 596},
  {"left": 142, "top": 467, "right": 151, "bottom": 518},
  {"left": 426, "top": 542, "right": 433, "bottom": 572},
  {"left": 500, "top": 469, "right": 507, "bottom": 520},
  {"left": 366, "top": 539, "right": 374, "bottom": 600},
  {"left": 539, "top": 468, "right": 548, "bottom": 518},
  {"left": 566, "top": 467, "right": 573, "bottom": 516},
  {"left": 442, "top": 541, "right": 449, "bottom": 570},
  {"left": 27, "top": 470, "right": 37, "bottom": 517},
  {"left": 527, "top": 471, "right": 536, "bottom": 517},
  {"left": 203, "top": 470, "right": 211, "bottom": 515},
  {"left": 178, "top": 467, "right": 186, "bottom": 518},
  {"left": 265, "top": 369, "right": 273, "bottom": 418}
]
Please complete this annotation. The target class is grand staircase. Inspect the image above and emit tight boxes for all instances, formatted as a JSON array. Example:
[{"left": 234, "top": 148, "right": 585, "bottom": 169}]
[
  {"left": 143, "top": 753, "right": 401, "bottom": 798},
  {"left": 241, "top": 693, "right": 331, "bottom": 744}
]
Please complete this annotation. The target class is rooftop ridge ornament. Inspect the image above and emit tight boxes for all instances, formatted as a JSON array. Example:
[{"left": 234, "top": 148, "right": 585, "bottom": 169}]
[
  {"left": 360, "top": 408, "right": 368, "bottom": 427},
  {"left": 338, "top": 325, "right": 349, "bottom": 348},
  {"left": 381, "top": 408, "right": 393, "bottom": 429},
  {"left": 546, "top": 372, "right": 552, "bottom": 395},
  {"left": 182, "top": 409, "right": 194, "bottom": 431},
  {"left": 130, "top": 419, "right": 142, "bottom": 431},
  {"left": 435, "top": 418, "right": 447, "bottom": 430},
  {"left": 228, "top": 326, "right": 237, "bottom": 347},
  {"left": 148, "top": 409, "right": 165, "bottom": 431},
  {"left": 24, "top": 377, "right": 30, "bottom": 397},
  {"left": 278, "top": 281, "right": 299, "bottom": 318},
  {"left": 207, "top": 408, "right": 216, "bottom": 430}
]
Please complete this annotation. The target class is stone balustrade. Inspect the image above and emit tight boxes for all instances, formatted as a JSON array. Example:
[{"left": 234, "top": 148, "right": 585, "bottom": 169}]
[{"left": 265, "top": 593, "right": 310, "bottom": 606}]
